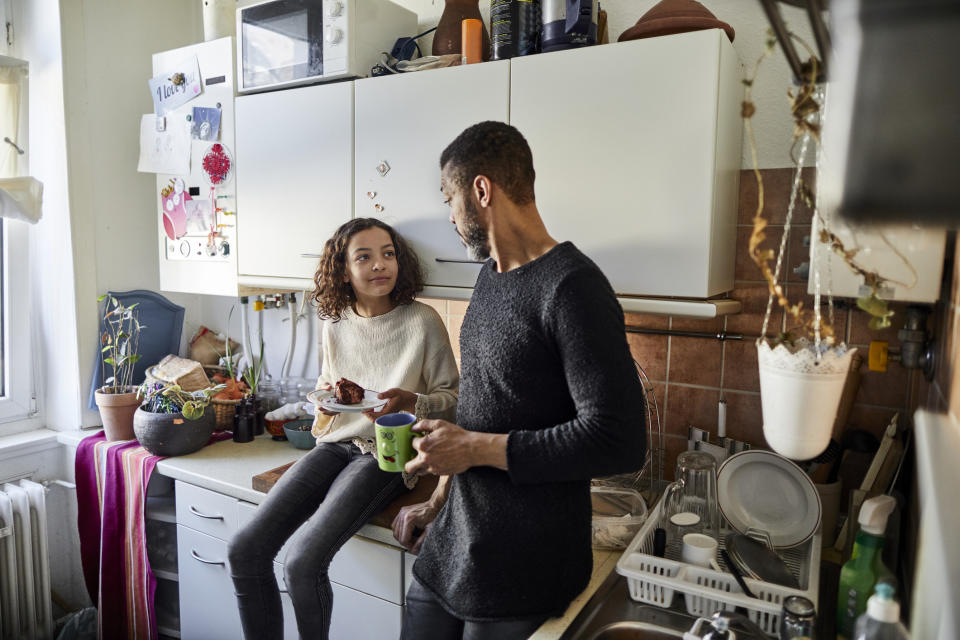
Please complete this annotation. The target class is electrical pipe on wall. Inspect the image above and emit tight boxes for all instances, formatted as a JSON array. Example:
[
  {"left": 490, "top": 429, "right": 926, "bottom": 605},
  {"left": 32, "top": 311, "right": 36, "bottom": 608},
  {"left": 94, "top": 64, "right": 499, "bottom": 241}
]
[
  {"left": 256, "top": 295, "right": 270, "bottom": 378},
  {"left": 239, "top": 296, "right": 255, "bottom": 372},
  {"left": 281, "top": 293, "right": 298, "bottom": 379}
]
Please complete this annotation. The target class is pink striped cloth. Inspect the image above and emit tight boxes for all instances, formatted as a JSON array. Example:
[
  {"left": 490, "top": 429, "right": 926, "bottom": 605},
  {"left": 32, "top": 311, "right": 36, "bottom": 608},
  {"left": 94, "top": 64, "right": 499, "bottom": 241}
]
[{"left": 76, "top": 431, "right": 231, "bottom": 639}]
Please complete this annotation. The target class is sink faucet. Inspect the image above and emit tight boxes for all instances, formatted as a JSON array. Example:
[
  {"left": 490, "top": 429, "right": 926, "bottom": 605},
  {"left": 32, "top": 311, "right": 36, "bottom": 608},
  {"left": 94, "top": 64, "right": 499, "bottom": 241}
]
[{"left": 683, "top": 611, "right": 769, "bottom": 640}]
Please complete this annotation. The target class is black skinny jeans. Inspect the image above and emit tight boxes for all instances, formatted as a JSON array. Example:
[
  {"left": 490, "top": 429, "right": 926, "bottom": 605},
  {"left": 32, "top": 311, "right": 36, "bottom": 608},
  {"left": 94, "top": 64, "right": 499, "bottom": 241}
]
[{"left": 228, "top": 442, "right": 406, "bottom": 640}]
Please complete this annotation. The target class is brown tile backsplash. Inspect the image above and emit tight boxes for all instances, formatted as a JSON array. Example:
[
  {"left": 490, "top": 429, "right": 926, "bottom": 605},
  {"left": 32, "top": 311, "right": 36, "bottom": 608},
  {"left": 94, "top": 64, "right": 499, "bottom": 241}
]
[
  {"left": 669, "top": 337, "right": 723, "bottom": 387},
  {"left": 664, "top": 385, "right": 721, "bottom": 437},
  {"left": 723, "top": 391, "right": 766, "bottom": 447},
  {"left": 627, "top": 332, "right": 668, "bottom": 382},
  {"left": 722, "top": 340, "right": 760, "bottom": 393},
  {"left": 735, "top": 225, "right": 782, "bottom": 282},
  {"left": 737, "top": 168, "right": 816, "bottom": 226}
]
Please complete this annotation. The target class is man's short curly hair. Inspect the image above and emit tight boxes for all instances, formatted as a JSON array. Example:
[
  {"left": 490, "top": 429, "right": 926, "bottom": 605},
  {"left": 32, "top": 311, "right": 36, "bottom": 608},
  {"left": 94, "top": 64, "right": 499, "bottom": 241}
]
[
  {"left": 311, "top": 218, "right": 425, "bottom": 321},
  {"left": 440, "top": 121, "right": 536, "bottom": 205}
]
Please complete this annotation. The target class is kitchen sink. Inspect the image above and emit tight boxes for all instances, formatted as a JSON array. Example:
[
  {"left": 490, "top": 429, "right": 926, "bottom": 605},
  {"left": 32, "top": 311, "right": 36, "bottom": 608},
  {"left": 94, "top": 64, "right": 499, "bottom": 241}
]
[
  {"left": 560, "top": 572, "right": 768, "bottom": 640},
  {"left": 586, "top": 621, "right": 684, "bottom": 640}
]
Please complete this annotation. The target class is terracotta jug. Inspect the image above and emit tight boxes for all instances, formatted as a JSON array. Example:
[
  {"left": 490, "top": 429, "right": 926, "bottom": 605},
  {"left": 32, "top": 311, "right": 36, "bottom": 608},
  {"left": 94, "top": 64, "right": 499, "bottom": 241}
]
[{"left": 433, "top": 0, "right": 491, "bottom": 61}]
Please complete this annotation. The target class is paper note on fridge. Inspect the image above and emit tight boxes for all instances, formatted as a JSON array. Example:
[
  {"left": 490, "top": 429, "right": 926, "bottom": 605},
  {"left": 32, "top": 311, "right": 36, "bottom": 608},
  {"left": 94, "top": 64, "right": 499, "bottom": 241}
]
[
  {"left": 137, "top": 114, "right": 191, "bottom": 175},
  {"left": 149, "top": 55, "right": 203, "bottom": 115}
]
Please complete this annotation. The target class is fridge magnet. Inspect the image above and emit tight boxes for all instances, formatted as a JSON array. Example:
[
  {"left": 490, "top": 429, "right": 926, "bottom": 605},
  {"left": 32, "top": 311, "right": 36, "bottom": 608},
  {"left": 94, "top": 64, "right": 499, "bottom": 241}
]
[
  {"left": 149, "top": 55, "right": 203, "bottom": 115},
  {"left": 201, "top": 143, "right": 233, "bottom": 186},
  {"left": 191, "top": 106, "right": 222, "bottom": 141},
  {"left": 160, "top": 182, "right": 191, "bottom": 241}
]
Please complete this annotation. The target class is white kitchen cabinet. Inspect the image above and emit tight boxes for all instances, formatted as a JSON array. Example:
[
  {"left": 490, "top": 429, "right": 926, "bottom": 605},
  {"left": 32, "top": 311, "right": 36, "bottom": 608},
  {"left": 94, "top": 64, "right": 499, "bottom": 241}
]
[
  {"left": 330, "top": 582, "right": 404, "bottom": 640},
  {"left": 510, "top": 29, "right": 743, "bottom": 299},
  {"left": 235, "top": 81, "right": 354, "bottom": 286},
  {"left": 177, "top": 525, "right": 243, "bottom": 640},
  {"left": 354, "top": 61, "right": 511, "bottom": 293}
]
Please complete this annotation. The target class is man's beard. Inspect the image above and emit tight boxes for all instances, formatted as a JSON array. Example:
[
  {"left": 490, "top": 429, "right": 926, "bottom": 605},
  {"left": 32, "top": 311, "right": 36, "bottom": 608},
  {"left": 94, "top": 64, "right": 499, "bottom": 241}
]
[{"left": 460, "top": 198, "right": 490, "bottom": 262}]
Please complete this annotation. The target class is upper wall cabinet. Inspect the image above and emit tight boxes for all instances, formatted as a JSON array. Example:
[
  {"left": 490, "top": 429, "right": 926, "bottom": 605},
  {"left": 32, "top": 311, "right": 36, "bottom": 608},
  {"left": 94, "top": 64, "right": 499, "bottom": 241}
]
[
  {"left": 235, "top": 82, "right": 353, "bottom": 287},
  {"left": 510, "top": 29, "right": 743, "bottom": 300},
  {"left": 354, "top": 61, "right": 511, "bottom": 292}
]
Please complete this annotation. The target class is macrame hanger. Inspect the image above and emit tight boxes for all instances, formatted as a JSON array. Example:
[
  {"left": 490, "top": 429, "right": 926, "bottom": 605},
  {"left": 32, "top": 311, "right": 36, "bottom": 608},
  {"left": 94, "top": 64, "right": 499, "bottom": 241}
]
[{"left": 759, "top": 132, "right": 813, "bottom": 347}]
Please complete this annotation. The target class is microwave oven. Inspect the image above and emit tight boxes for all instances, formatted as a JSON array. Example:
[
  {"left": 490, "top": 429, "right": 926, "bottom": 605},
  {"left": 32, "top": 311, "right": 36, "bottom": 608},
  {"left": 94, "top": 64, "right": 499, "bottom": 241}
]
[{"left": 236, "top": 0, "right": 417, "bottom": 94}]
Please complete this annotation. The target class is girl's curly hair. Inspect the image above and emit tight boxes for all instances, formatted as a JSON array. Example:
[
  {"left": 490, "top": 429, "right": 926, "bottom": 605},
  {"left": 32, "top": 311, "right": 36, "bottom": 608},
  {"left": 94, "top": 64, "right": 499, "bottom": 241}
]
[{"left": 311, "top": 218, "right": 425, "bottom": 321}]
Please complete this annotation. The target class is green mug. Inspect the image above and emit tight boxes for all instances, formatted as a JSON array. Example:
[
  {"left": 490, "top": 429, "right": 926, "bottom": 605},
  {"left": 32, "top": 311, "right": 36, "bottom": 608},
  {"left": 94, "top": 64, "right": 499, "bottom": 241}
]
[{"left": 374, "top": 412, "right": 421, "bottom": 472}]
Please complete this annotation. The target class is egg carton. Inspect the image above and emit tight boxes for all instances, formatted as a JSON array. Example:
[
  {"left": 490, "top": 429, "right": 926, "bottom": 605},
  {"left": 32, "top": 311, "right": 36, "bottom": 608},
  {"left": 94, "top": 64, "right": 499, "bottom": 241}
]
[{"left": 616, "top": 499, "right": 820, "bottom": 636}]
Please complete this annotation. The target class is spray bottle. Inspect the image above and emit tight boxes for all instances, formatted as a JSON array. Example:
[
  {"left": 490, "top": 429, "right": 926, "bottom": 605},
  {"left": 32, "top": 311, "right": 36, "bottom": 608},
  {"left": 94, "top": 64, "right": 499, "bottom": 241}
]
[
  {"left": 837, "top": 495, "right": 897, "bottom": 639},
  {"left": 853, "top": 582, "right": 910, "bottom": 640}
]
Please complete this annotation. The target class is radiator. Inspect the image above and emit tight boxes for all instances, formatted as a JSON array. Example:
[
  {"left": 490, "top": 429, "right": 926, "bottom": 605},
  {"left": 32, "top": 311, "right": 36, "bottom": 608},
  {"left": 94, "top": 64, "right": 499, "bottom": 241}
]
[{"left": 0, "top": 480, "right": 53, "bottom": 640}]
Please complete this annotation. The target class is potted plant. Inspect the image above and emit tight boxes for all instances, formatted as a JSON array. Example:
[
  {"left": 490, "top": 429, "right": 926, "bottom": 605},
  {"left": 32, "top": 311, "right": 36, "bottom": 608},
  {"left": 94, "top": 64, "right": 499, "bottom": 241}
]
[
  {"left": 743, "top": 43, "right": 859, "bottom": 461},
  {"left": 134, "top": 382, "right": 226, "bottom": 456},
  {"left": 94, "top": 294, "right": 144, "bottom": 441}
]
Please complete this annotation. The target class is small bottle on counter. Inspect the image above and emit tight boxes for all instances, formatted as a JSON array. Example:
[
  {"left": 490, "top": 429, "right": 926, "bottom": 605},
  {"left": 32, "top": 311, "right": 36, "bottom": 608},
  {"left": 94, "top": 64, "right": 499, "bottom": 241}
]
[
  {"left": 780, "top": 595, "right": 816, "bottom": 640},
  {"left": 853, "top": 583, "right": 909, "bottom": 640},
  {"left": 233, "top": 398, "right": 254, "bottom": 443}
]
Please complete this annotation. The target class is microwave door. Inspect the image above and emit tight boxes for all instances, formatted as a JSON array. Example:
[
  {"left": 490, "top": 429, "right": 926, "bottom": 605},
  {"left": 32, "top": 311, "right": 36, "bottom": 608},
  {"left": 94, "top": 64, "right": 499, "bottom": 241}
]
[{"left": 241, "top": 0, "right": 323, "bottom": 90}]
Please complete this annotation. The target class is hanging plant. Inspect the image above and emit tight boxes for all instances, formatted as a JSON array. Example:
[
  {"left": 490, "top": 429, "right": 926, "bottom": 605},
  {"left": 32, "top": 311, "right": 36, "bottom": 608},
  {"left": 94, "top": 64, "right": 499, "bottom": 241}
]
[{"left": 743, "top": 31, "right": 916, "bottom": 335}]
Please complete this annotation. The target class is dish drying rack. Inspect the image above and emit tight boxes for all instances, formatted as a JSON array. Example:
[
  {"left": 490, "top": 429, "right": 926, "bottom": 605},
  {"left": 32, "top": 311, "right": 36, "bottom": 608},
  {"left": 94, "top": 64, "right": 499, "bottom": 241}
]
[
  {"left": 592, "top": 361, "right": 665, "bottom": 502},
  {"left": 616, "top": 498, "right": 821, "bottom": 637}
]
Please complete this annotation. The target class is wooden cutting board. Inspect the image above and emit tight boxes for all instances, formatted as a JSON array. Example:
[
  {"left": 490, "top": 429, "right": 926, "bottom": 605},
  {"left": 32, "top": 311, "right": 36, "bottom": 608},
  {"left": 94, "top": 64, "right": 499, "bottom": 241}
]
[
  {"left": 252, "top": 461, "right": 296, "bottom": 493},
  {"left": 252, "top": 460, "right": 439, "bottom": 530}
]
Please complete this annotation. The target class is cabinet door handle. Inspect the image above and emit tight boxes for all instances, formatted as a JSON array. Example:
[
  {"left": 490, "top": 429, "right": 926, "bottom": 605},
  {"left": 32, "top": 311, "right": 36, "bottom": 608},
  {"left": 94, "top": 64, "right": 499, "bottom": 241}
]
[
  {"left": 190, "top": 549, "right": 226, "bottom": 566},
  {"left": 300, "top": 253, "right": 322, "bottom": 258},
  {"left": 189, "top": 505, "right": 224, "bottom": 520},
  {"left": 435, "top": 258, "right": 485, "bottom": 264}
]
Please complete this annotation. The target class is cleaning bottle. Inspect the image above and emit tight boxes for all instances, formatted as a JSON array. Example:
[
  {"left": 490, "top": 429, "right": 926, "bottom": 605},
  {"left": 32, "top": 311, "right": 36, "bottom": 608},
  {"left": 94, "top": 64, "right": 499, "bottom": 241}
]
[
  {"left": 837, "top": 494, "right": 897, "bottom": 639},
  {"left": 853, "top": 582, "right": 910, "bottom": 640}
]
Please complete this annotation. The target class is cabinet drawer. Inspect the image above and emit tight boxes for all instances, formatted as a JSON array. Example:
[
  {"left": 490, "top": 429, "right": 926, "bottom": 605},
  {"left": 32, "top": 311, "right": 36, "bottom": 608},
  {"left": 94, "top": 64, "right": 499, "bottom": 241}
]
[
  {"left": 330, "top": 582, "right": 403, "bottom": 640},
  {"left": 329, "top": 536, "right": 404, "bottom": 605},
  {"left": 175, "top": 480, "right": 239, "bottom": 540},
  {"left": 177, "top": 526, "right": 243, "bottom": 640}
]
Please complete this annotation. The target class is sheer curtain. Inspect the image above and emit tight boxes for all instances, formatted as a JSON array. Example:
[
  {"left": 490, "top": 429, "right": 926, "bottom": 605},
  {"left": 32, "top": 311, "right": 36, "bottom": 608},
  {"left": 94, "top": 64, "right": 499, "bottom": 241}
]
[
  {"left": 0, "top": 63, "right": 23, "bottom": 178},
  {"left": 0, "top": 61, "right": 41, "bottom": 224}
]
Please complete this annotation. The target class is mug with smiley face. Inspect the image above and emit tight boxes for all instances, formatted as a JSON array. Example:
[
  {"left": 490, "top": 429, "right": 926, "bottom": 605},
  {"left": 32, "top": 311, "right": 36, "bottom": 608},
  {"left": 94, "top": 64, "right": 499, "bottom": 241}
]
[{"left": 374, "top": 412, "right": 420, "bottom": 472}]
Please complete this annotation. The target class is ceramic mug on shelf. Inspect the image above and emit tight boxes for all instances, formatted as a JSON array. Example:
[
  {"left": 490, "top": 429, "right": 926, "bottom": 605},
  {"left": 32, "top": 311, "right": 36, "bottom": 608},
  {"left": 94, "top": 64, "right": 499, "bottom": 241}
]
[{"left": 374, "top": 412, "right": 421, "bottom": 472}]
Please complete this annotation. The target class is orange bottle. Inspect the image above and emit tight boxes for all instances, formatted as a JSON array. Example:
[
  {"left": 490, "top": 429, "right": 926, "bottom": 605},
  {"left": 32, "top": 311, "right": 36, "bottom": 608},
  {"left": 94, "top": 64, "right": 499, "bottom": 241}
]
[{"left": 461, "top": 18, "right": 483, "bottom": 64}]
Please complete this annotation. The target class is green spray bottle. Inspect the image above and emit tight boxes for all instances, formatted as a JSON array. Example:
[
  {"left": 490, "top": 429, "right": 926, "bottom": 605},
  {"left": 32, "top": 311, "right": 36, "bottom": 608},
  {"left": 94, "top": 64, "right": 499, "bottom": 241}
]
[{"left": 837, "top": 495, "right": 897, "bottom": 639}]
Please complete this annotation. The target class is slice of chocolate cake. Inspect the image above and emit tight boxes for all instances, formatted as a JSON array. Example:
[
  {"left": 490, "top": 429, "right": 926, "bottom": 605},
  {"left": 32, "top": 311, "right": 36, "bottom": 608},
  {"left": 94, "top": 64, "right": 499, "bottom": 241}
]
[{"left": 335, "top": 378, "right": 365, "bottom": 405}]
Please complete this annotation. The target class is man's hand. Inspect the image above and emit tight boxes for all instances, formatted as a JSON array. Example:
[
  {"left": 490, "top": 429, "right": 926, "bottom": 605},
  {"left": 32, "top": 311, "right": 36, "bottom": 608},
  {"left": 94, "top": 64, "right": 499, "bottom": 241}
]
[
  {"left": 392, "top": 501, "right": 439, "bottom": 554},
  {"left": 362, "top": 388, "right": 417, "bottom": 421},
  {"left": 405, "top": 420, "right": 508, "bottom": 476}
]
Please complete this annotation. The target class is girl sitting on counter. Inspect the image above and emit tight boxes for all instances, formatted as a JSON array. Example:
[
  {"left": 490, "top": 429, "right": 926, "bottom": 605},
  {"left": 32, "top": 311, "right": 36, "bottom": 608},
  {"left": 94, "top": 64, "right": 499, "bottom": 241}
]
[{"left": 228, "top": 218, "right": 459, "bottom": 640}]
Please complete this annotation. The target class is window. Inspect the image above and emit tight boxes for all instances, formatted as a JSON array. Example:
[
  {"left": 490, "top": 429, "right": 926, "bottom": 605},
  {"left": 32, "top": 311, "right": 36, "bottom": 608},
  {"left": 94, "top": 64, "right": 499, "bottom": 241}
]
[
  {"left": 0, "top": 46, "right": 38, "bottom": 434},
  {"left": 0, "top": 215, "right": 35, "bottom": 429}
]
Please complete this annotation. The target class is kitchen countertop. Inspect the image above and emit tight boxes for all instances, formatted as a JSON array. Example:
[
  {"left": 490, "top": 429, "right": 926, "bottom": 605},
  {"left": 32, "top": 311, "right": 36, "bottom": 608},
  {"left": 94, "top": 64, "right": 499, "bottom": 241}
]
[
  {"left": 529, "top": 549, "right": 623, "bottom": 640},
  {"left": 62, "top": 429, "right": 626, "bottom": 636}
]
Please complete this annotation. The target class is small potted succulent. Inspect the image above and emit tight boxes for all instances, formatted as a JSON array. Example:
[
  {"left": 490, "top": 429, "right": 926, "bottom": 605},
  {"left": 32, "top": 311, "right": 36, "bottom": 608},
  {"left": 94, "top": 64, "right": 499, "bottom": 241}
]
[
  {"left": 94, "top": 294, "right": 144, "bottom": 441},
  {"left": 134, "top": 382, "right": 225, "bottom": 456}
]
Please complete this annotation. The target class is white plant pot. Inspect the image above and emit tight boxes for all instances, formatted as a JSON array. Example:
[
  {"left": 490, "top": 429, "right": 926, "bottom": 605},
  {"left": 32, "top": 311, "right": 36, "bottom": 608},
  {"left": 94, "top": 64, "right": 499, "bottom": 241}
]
[{"left": 757, "top": 339, "right": 857, "bottom": 461}]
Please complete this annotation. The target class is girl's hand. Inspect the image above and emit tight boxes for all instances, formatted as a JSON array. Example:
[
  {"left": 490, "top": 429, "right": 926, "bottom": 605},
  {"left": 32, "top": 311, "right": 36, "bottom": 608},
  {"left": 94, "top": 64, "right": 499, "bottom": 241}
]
[
  {"left": 316, "top": 382, "right": 339, "bottom": 416},
  {"left": 363, "top": 388, "right": 417, "bottom": 421}
]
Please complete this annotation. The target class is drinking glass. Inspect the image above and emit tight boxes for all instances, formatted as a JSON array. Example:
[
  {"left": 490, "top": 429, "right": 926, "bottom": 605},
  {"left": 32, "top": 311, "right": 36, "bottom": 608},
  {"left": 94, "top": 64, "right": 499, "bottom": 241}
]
[{"left": 673, "top": 451, "right": 720, "bottom": 539}]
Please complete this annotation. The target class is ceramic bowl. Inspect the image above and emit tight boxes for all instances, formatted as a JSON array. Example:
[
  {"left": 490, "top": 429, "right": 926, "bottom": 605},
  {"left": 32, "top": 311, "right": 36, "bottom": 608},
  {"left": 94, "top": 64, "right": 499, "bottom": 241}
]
[
  {"left": 133, "top": 405, "right": 216, "bottom": 456},
  {"left": 283, "top": 419, "right": 316, "bottom": 450}
]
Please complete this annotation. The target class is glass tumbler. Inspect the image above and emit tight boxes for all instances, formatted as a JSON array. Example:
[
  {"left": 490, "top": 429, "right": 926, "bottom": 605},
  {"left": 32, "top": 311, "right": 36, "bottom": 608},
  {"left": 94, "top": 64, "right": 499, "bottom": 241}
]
[{"left": 673, "top": 451, "right": 720, "bottom": 540}]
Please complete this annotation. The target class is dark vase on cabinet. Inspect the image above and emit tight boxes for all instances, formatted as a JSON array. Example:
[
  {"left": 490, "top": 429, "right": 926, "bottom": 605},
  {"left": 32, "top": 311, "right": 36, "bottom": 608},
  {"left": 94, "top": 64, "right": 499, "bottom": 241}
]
[{"left": 433, "top": 0, "right": 491, "bottom": 60}]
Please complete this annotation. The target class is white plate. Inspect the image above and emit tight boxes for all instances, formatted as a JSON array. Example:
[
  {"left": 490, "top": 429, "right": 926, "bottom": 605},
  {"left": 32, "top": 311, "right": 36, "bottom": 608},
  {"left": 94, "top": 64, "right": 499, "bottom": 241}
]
[
  {"left": 306, "top": 388, "right": 386, "bottom": 413},
  {"left": 716, "top": 450, "right": 822, "bottom": 549}
]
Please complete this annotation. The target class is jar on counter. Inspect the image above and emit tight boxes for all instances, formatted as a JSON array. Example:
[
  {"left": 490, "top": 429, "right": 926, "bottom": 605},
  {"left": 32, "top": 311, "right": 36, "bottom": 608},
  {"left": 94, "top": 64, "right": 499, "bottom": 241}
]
[{"left": 257, "top": 380, "right": 282, "bottom": 413}]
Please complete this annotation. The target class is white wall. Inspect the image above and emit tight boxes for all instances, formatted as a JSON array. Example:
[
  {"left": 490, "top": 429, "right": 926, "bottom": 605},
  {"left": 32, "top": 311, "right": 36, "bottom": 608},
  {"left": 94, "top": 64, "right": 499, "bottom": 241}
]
[
  {"left": 12, "top": 0, "right": 82, "bottom": 435},
  {"left": 57, "top": 0, "right": 206, "bottom": 427}
]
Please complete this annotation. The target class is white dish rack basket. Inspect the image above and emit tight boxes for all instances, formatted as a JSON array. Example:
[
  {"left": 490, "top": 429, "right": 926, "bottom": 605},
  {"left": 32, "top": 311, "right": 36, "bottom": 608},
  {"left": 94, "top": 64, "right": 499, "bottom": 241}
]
[{"left": 616, "top": 498, "right": 821, "bottom": 636}]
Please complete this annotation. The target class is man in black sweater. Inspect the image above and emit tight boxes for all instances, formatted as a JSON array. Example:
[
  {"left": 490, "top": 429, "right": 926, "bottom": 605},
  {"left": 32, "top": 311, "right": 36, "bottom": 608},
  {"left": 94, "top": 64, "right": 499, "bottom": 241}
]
[{"left": 393, "top": 121, "right": 646, "bottom": 639}]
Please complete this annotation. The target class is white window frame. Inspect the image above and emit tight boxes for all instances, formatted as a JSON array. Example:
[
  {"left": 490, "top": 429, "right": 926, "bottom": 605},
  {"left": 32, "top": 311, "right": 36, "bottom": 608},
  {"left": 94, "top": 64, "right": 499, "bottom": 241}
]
[
  {"left": 0, "top": 216, "right": 38, "bottom": 433},
  {"left": 0, "top": 42, "right": 39, "bottom": 435}
]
